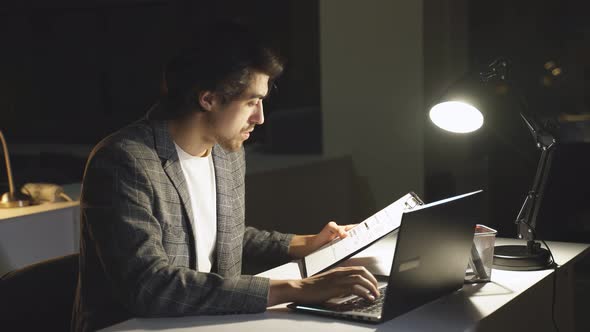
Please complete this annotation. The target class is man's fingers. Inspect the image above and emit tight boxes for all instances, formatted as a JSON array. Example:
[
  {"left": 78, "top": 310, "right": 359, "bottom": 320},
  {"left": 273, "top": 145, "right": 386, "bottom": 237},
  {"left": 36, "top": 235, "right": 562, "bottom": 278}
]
[
  {"left": 327, "top": 221, "right": 338, "bottom": 230},
  {"left": 331, "top": 267, "right": 379, "bottom": 297},
  {"left": 357, "top": 267, "right": 379, "bottom": 289},
  {"left": 324, "top": 221, "right": 355, "bottom": 239},
  {"left": 336, "top": 223, "right": 357, "bottom": 238},
  {"left": 300, "top": 266, "right": 381, "bottom": 304},
  {"left": 325, "top": 223, "right": 347, "bottom": 239},
  {"left": 324, "top": 221, "right": 339, "bottom": 237},
  {"left": 340, "top": 266, "right": 379, "bottom": 289},
  {"left": 343, "top": 224, "right": 357, "bottom": 231},
  {"left": 349, "top": 284, "right": 377, "bottom": 302},
  {"left": 347, "top": 274, "right": 380, "bottom": 298}
]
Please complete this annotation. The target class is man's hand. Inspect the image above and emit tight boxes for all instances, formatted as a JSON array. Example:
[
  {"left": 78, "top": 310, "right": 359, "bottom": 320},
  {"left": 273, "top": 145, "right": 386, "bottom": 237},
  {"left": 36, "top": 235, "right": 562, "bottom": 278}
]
[
  {"left": 313, "top": 221, "right": 356, "bottom": 250},
  {"left": 288, "top": 221, "right": 356, "bottom": 259},
  {"left": 268, "top": 266, "right": 380, "bottom": 306}
]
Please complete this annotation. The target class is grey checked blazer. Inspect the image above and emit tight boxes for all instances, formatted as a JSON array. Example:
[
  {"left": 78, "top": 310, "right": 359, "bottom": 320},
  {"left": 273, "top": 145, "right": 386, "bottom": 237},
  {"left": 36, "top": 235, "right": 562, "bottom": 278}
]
[{"left": 72, "top": 104, "right": 293, "bottom": 332}]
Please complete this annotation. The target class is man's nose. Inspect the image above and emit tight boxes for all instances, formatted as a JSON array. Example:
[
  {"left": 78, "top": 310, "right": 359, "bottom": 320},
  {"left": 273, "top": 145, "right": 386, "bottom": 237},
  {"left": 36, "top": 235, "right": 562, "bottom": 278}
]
[{"left": 252, "top": 101, "right": 264, "bottom": 125}]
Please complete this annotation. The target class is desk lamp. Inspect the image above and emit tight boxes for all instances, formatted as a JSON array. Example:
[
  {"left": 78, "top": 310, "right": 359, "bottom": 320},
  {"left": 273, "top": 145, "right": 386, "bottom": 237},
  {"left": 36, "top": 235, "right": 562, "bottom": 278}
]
[
  {"left": 0, "top": 129, "right": 30, "bottom": 208},
  {"left": 428, "top": 58, "right": 554, "bottom": 270}
]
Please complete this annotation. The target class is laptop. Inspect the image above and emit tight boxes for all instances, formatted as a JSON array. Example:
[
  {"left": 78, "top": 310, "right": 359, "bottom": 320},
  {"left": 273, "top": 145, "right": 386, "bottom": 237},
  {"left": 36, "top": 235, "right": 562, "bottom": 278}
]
[{"left": 288, "top": 190, "right": 482, "bottom": 323}]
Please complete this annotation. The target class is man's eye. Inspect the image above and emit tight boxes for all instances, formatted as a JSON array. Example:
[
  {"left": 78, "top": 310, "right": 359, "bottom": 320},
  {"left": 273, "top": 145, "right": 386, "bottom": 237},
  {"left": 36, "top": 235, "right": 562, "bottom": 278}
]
[{"left": 248, "top": 100, "right": 259, "bottom": 107}]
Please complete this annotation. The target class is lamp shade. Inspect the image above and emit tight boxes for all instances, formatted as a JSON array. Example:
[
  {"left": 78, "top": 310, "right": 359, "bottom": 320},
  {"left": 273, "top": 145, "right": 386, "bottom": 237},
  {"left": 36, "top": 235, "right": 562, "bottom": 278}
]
[{"left": 429, "top": 101, "right": 484, "bottom": 134}]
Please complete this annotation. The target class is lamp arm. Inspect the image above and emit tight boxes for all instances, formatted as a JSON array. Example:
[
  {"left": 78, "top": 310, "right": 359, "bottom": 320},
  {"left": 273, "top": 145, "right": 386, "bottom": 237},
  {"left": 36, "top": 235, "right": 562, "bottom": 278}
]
[
  {"left": 0, "top": 130, "right": 16, "bottom": 195},
  {"left": 480, "top": 57, "right": 559, "bottom": 246},
  {"left": 481, "top": 58, "right": 558, "bottom": 244},
  {"left": 516, "top": 141, "right": 557, "bottom": 243},
  {"left": 519, "top": 112, "right": 556, "bottom": 150}
]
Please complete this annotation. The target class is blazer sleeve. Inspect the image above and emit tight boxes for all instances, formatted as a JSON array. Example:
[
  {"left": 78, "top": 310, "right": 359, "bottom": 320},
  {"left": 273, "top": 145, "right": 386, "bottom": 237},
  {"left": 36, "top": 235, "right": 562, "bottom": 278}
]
[
  {"left": 82, "top": 144, "right": 270, "bottom": 316},
  {"left": 243, "top": 226, "right": 294, "bottom": 263},
  {"left": 236, "top": 147, "right": 294, "bottom": 262}
]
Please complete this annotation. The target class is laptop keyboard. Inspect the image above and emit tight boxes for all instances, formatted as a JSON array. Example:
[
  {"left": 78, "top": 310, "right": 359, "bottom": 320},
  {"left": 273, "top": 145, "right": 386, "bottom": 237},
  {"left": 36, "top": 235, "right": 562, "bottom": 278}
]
[{"left": 332, "top": 286, "right": 387, "bottom": 313}]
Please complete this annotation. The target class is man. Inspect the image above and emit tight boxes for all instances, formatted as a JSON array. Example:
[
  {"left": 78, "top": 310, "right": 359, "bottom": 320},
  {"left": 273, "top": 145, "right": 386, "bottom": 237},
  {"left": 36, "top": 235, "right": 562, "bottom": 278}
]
[{"left": 72, "top": 22, "right": 379, "bottom": 331}]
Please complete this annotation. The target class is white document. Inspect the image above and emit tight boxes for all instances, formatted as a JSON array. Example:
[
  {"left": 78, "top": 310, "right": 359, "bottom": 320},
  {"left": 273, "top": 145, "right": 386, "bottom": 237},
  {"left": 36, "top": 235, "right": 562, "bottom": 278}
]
[{"left": 303, "top": 192, "right": 423, "bottom": 277}]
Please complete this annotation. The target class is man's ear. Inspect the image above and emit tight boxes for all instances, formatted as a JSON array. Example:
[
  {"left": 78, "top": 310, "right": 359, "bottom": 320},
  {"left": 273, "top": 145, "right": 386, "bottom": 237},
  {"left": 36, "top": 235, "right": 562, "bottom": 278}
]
[{"left": 198, "top": 91, "right": 216, "bottom": 111}]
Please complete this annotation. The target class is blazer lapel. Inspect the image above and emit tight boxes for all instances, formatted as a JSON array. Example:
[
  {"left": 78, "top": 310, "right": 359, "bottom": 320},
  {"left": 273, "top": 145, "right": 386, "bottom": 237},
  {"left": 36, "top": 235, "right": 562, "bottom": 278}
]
[
  {"left": 212, "top": 145, "right": 237, "bottom": 275},
  {"left": 151, "top": 118, "right": 197, "bottom": 269}
]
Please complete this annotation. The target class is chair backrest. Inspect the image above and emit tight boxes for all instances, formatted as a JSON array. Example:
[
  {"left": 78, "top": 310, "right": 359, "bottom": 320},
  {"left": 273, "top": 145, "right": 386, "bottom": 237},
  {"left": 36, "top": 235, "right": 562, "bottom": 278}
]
[{"left": 0, "top": 253, "right": 79, "bottom": 331}]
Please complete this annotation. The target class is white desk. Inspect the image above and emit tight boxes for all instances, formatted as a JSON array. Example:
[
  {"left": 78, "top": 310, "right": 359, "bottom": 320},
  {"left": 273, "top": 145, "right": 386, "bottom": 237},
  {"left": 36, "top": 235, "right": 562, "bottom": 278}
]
[
  {"left": 0, "top": 201, "right": 80, "bottom": 275},
  {"left": 102, "top": 234, "right": 589, "bottom": 332}
]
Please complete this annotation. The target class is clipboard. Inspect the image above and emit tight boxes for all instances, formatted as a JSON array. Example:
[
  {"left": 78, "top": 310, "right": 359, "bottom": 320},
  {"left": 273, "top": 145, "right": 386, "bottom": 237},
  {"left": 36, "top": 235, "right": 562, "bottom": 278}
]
[{"left": 302, "top": 191, "right": 424, "bottom": 277}]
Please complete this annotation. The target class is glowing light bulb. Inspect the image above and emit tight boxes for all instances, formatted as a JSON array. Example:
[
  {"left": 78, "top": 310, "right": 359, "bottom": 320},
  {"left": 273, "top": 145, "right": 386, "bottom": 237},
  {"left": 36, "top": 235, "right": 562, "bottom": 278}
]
[{"left": 429, "top": 101, "right": 484, "bottom": 133}]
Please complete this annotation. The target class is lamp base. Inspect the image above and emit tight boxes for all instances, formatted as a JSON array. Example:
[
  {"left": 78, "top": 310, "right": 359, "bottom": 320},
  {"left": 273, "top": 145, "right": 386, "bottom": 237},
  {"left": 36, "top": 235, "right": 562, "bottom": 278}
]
[
  {"left": 493, "top": 244, "right": 552, "bottom": 271},
  {"left": 0, "top": 192, "right": 31, "bottom": 208}
]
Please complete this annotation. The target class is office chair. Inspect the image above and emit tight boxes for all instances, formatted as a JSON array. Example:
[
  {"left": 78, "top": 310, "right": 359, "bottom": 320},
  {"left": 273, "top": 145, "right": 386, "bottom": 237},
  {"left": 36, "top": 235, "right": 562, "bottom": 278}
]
[{"left": 0, "top": 253, "right": 79, "bottom": 331}]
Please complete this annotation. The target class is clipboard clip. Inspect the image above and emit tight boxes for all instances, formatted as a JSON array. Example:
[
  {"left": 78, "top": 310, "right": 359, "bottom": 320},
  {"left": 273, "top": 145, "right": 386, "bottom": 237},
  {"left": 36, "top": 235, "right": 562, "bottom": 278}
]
[{"left": 404, "top": 191, "right": 424, "bottom": 210}]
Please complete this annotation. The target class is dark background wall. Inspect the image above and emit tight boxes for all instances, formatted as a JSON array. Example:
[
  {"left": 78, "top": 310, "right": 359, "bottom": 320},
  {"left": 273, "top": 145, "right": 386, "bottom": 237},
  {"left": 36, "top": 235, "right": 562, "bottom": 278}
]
[
  {"left": 0, "top": 0, "right": 320, "bottom": 186},
  {"left": 1, "top": 0, "right": 589, "bottom": 241},
  {"left": 425, "top": 0, "right": 590, "bottom": 240},
  {"left": 0, "top": 0, "right": 320, "bottom": 144},
  {"left": 468, "top": 0, "right": 590, "bottom": 239}
]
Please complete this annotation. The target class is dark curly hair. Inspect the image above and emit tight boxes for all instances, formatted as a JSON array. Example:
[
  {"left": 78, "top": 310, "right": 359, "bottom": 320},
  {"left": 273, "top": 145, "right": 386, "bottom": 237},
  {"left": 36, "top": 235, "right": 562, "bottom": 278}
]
[{"left": 160, "top": 21, "right": 285, "bottom": 119}]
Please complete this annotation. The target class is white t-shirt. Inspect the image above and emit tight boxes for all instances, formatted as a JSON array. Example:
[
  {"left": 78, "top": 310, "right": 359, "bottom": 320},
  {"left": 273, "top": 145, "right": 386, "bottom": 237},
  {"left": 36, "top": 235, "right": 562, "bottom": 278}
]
[{"left": 174, "top": 143, "right": 217, "bottom": 273}]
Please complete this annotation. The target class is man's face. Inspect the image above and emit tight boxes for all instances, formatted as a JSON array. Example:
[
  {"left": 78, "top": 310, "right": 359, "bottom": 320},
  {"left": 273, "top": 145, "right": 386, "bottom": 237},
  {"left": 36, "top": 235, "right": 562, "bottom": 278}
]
[{"left": 207, "top": 72, "right": 268, "bottom": 152}]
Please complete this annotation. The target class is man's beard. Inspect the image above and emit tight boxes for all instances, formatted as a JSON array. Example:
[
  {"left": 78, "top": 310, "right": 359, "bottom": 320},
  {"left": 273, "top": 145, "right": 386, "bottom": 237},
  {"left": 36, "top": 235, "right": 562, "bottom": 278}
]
[
  {"left": 216, "top": 126, "right": 254, "bottom": 152},
  {"left": 217, "top": 135, "right": 243, "bottom": 152}
]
